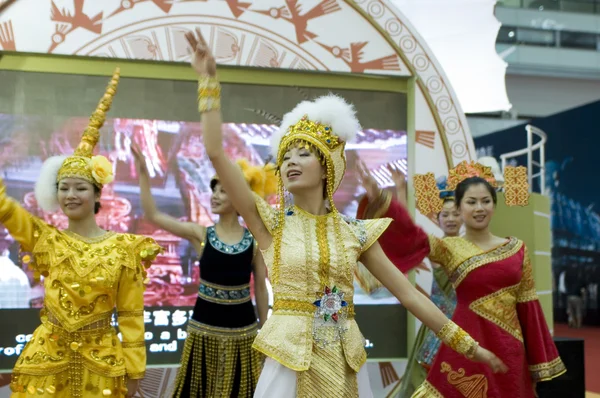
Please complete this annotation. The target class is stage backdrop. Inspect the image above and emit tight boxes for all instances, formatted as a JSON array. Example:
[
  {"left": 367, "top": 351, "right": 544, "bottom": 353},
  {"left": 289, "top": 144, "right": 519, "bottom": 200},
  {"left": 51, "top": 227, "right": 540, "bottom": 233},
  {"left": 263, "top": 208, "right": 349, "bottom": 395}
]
[
  {"left": 475, "top": 100, "right": 600, "bottom": 327},
  {"left": 0, "top": 71, "right": 413, "bottom": 374}
]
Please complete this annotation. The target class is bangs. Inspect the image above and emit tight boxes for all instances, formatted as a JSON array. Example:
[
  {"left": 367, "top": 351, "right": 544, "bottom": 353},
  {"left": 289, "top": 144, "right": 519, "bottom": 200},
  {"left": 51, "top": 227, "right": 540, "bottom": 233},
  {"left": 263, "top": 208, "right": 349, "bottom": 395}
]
[
  {"left": 210, "top": 178, "right": 219, "bottom": 192},
  {"left": 279, "top": 139, "right": 326, "bottom": 166}
]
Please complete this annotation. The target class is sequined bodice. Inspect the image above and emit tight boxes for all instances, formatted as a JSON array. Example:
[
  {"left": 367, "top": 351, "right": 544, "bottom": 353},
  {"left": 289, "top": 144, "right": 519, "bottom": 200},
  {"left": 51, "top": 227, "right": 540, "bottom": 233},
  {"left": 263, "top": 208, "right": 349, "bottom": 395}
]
[{"left": 252, "top": 194, "right": 390, "bottom": 371}]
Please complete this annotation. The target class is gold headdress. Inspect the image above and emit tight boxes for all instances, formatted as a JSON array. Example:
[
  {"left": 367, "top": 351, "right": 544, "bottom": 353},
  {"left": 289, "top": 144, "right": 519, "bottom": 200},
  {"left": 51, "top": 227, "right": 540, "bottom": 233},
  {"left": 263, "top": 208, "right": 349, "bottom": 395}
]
[
  {"left": 211, "top": 158, "right": 278, "bottom": 199},
  {"left": 271, "top": 94, "right": 360, "bottom": 210},
  {"left": 34, "top": 68, "right": 120, "bottom": 212},
  {"left": 414, "top": 160, "right": 529, "bottom": 215},
  {"left": 57, "top": 69, "right": 120, "bottom": 186}
]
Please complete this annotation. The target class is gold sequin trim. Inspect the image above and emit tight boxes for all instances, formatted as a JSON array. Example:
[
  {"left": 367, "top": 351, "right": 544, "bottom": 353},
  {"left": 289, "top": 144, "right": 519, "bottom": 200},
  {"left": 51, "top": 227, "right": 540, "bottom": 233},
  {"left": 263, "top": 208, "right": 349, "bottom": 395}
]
[
  {"left": 117, "top": 310, "right": 143, "bottom": 318},
  {"left": 469, "top": 283, "right": 523, "bottom": 342},
  {"left": 452, "top": 238, "right": 522, "bottom": 287},
  {"left": 273, "top": 298, "right": 355, "bottom": 318},
  {"left": 436, "top": 321, "right": 478, "bottom": 357},
  {"left": 529, "top": 357, "right": 567, "bottom": 382},
  {"left": 172, "top": 319, "right": 260, "bottom": 397},
  {"left": 62, "top": 230, "right": 116, "bottom": 244},
  {"left": 316, "top": 216, "right": 330, "bottom": 290},
  {"left": 198, "top": 279, "right": 251, "bottom": 304},
  {"left": 441, "top": 361, "right": 489, "bottom": 398},
  {"left": 121, "top": 341, "right": 145, "bottom": 349},
  {"left": 360, "top": 218, "right": 392, "bottom": 254},
  {"left": 187, "top": 319, "right": 259, "bottom": 338},
  {"left": 90, "top": 350, "right": 125, "bottom": 367},
  {"left": 517, "top": 246, "right": 538, "bottom": 303},
  {"left": 411, "top": 380, "right": 444, "bottom": 398},
  {"left": 127, "top": 371, "right": 146, "bottom": 380}
]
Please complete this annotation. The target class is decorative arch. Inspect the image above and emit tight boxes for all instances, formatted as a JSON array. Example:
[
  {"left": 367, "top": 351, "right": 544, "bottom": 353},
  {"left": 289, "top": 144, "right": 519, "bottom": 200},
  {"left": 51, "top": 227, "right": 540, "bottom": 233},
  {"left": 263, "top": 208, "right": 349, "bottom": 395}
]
[{"left": 0, "top": 0, "right": 476, "bottom": 175}]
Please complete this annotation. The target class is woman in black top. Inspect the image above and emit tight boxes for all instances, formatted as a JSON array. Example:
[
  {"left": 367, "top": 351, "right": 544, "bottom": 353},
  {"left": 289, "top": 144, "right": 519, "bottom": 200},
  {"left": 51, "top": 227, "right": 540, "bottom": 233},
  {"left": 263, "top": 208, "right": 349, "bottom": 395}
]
[{"left": 132, "top": 144, "right": 270, "bottom": 397}]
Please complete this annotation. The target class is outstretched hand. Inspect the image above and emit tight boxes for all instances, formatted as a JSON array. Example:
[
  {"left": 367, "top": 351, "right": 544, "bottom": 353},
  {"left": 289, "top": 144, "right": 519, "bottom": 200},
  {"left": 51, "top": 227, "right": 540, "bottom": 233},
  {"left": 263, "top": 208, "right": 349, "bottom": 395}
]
[
  {"left": 356, "top": 160, "right": 380, "bottom": 201},
  {"left": 185, "top": 28, "right": 217, "bottom": 77},
  {"left": 130, "top": 143, "right": 147, "bottom": 176}
]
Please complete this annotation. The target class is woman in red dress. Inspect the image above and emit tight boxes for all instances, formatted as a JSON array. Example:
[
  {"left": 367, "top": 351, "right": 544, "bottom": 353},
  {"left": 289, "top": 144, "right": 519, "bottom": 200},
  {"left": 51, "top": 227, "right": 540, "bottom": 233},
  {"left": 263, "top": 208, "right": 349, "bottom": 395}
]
[{"left": 357, "top": 162, "right": 566, "bottom": 398}]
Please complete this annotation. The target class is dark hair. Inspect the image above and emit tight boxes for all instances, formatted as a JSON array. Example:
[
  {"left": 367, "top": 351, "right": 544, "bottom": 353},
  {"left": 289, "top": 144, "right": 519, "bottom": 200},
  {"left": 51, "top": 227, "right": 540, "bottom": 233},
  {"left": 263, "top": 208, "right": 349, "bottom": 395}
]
[
  {"left": 437, "top": 197, "right": 456, "bottom": 220},
  {"left": 455, "top": 177, "right": 497, "bottom": 208},
  {"left": 93, "top": 185, "right": 102, "bottom": 214},
  {"left": 210, "top": 178, "right": 219, "bottom": 192}
]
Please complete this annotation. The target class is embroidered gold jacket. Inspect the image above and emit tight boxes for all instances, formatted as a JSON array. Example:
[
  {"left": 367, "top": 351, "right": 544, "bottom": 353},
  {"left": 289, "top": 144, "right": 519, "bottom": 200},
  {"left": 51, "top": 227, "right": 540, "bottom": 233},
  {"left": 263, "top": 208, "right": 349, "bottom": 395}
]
[
  {"left": 0, "top": 181, "right": 161, "bottom": 380},
  {"left": 252, "top": 194, "right": 391, "bottom": 372}
]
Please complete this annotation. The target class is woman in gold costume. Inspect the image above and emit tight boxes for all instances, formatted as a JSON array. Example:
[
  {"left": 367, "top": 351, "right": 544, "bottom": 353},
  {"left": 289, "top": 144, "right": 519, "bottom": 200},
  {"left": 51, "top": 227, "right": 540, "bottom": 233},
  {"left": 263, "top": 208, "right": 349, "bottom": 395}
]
[
  {"left": 132, "top": 144, "right": 271, "bottom": 397},
  {"left": 5, "top": 69, "right": 162, "bottom": 397},
  {"left": 186, "top": 29, "right": 507, "bottom": 397}
]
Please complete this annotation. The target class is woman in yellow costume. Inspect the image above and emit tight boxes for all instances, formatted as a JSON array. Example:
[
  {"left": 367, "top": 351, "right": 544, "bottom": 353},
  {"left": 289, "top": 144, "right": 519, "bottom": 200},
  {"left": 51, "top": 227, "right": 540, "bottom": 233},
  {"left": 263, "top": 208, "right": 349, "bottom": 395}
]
[
  {"left": 5, "top": 69, "right": 162, "bottom": 397},
  {"left": 131, "top": 143, "right": 271, "bottom": 397},
  {"left": 185, "top": 29, "right": 507, "bottom": 397}
]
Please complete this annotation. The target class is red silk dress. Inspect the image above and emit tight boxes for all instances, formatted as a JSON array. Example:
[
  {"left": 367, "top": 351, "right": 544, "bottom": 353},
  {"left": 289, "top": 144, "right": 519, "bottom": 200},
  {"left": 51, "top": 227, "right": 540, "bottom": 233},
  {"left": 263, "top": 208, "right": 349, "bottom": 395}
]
[{"left": 358, "top": 193, "right": 566, "bottom": 398}]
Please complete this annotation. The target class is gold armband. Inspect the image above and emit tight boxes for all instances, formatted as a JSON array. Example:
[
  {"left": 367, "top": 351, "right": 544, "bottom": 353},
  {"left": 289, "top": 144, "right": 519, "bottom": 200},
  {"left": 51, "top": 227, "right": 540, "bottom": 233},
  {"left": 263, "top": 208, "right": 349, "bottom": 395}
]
[
  {"left": 197, "top": 75, "right": 221, "bottom": 113},
  {"left": 437, "top": 321, "right": 479, "bottom": 359}
]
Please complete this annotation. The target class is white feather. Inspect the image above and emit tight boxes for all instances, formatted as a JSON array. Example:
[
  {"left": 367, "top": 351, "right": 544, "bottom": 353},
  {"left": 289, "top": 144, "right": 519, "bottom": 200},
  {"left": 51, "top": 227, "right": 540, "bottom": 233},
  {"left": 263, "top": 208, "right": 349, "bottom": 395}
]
[
  {"left": 35, "top": 156, "right": 67, "bottom": 212},
  {"left": 270, "top": 94, "right": 361, "bottom": 157}
]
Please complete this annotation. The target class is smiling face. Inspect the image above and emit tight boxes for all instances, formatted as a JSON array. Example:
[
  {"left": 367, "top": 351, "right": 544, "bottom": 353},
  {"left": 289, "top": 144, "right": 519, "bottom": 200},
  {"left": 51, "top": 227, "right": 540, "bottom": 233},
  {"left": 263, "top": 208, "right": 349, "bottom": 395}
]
[
  {"left": 458, "top": 183, "right": 496, "bottom": 231},
  {"left": 279, "top": 144, "right": 326, "bottom": 196},
  {"left": 57, "top": 178, "right": 99, "bottom": 220},
  {"left": 210, "top": 181, "right": 235, "bottom": 215},
  {"left": 438, "top": 200, "right": 462, "bottom": 237}
]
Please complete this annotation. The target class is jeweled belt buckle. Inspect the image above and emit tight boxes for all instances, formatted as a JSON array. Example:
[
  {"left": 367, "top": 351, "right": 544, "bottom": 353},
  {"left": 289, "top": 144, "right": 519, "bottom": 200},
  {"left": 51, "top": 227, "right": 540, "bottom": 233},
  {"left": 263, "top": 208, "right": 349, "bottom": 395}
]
[{"left": 313, "top": 286, "right": 347, "bottom": 323}]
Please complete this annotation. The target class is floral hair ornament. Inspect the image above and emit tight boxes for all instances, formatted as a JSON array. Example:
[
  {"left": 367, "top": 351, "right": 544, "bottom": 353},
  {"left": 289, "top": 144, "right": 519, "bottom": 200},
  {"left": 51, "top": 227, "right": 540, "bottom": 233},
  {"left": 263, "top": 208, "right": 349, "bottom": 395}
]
[
  {"left": 35, "top": 68, "right": 120, "bottom": 212},
  {"left": 414, "top": 160, "right": 530, "bottom": 215},
  {"left": 210, "top": 158, "right": 278, "bottom": 199}
]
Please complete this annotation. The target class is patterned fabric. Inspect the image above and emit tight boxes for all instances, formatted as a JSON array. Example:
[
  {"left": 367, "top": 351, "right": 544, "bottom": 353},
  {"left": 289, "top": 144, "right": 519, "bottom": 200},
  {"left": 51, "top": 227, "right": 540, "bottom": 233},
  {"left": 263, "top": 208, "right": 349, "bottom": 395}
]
[
  {"left": 207, "top": 225, "right": 253, "bottom": 254},
  {"left": 362, "top": 198, "right": 566, "bottom": 398},
  {"left": 171, "top": 320, "right": 261, "bottom": 398},
  {"left": 171, "top": 225, "right": 261, "bottom": 398},
  {"left": 253, "top": 194, "right": 390, "bottom": 396},
  {"left": 416, "top": 268, "right": 457, "bottom": 366},
  {"left": 414, "top": 237, "right": 566, "bottom": 397},
  {"left": 1, "top": 180, "right": 161, "bottom": 397}
]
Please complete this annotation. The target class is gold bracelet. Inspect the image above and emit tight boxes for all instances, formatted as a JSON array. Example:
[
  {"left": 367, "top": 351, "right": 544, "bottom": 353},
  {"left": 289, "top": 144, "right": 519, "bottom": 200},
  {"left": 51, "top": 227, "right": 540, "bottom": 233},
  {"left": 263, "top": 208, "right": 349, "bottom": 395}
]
[
  {"left": 437, "top": 321, "right": 478, "bottom": 358},
  {"left": 197, "top": 75, "right": 221, "bottom": 113}
]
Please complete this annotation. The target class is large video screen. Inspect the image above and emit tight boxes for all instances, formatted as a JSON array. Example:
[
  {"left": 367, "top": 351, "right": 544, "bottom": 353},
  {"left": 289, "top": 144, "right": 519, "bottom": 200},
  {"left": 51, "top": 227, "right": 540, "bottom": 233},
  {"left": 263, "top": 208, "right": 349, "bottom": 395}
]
[{"left": 0, "top": 111, "right": 408, "bottom": 369}]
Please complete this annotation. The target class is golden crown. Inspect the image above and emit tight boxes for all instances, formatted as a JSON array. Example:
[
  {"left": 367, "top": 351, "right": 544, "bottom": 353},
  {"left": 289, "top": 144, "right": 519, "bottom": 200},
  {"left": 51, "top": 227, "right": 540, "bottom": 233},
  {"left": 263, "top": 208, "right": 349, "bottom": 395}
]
[
  {"left": 414, "top": 160, "right": 529, "bottom": 215},
  {"left": 57, "top": 68, "right": 120, "bottom": 187},
  {"left": 276, "top": 116, "right": 342, "bottom": 164}
]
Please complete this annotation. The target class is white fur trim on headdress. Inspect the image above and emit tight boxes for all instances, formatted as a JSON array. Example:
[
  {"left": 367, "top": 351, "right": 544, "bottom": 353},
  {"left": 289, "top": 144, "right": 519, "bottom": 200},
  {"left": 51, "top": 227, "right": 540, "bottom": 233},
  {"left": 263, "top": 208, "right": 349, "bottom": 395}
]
[
  {"left": 270, "top": 94, "right": 361, "bottom": 157},
  {"left": 35, "top": 155, "right": 67, "bottom": 212}
]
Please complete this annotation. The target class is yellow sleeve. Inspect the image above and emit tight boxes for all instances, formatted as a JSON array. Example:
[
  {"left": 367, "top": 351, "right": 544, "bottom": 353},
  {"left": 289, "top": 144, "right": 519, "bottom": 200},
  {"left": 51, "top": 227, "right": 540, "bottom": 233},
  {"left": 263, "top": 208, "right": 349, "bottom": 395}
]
[
  {"left": 253, "top": 192, "right": 278, "bottom": 233},
  {"left": 116, "top": 237, "right": 162, "bottom": 379},
  {"left": 349, "top": 217, "right": 391, "bottom": 294},
  {"left": 344, "top": 216, "right": 392, "bottom": 255},
  {"left": 0, "top": 179, "right": 40, "bottom": 252},
  {"left": 428, "top": 234, "right": 450, "bottom": 267}
]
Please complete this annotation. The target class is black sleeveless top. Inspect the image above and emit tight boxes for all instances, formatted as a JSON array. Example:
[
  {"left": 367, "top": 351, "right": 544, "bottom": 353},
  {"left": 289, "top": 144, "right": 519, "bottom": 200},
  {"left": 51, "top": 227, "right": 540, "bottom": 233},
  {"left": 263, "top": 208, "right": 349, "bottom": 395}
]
[{"left": 191, "top": 226, "right": 258, "bottom": 328}]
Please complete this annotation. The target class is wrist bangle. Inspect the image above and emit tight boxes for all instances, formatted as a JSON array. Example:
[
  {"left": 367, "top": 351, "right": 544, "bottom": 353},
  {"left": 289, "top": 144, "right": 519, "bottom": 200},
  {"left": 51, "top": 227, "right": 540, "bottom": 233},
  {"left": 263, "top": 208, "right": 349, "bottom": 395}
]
[
  {"left": 437, "top": 321, "right": 478, "bottom": 359},
  {"left": 197, "top": 75, "right": 221, "bottom": 113}
]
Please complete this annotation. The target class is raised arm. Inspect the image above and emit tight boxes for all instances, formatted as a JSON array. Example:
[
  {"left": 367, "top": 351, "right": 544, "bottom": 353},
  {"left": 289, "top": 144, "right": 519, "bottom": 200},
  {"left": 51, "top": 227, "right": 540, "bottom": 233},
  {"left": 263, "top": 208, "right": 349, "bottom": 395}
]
[
  {"left": 185, "top": 28, "right": 271, "bottom": 249},
  {"left": 0, "top": 178, "right": 40, "bottom": 252},
  {"left": 131, "top": 144, "right": 205, "bottom": 245},
  {"left": 360, "top": 241, "right": 508, "bottom": 374},
  {"left": 252, "top": 249, "right": 269, "bottom": 328}
]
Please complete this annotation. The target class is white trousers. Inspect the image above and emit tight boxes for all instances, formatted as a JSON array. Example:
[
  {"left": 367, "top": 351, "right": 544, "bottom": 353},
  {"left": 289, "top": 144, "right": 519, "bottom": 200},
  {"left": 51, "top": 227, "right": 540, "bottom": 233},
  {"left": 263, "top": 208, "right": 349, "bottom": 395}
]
[{"left": 254, "top": 357, "right": 374, "bottom": 398}]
